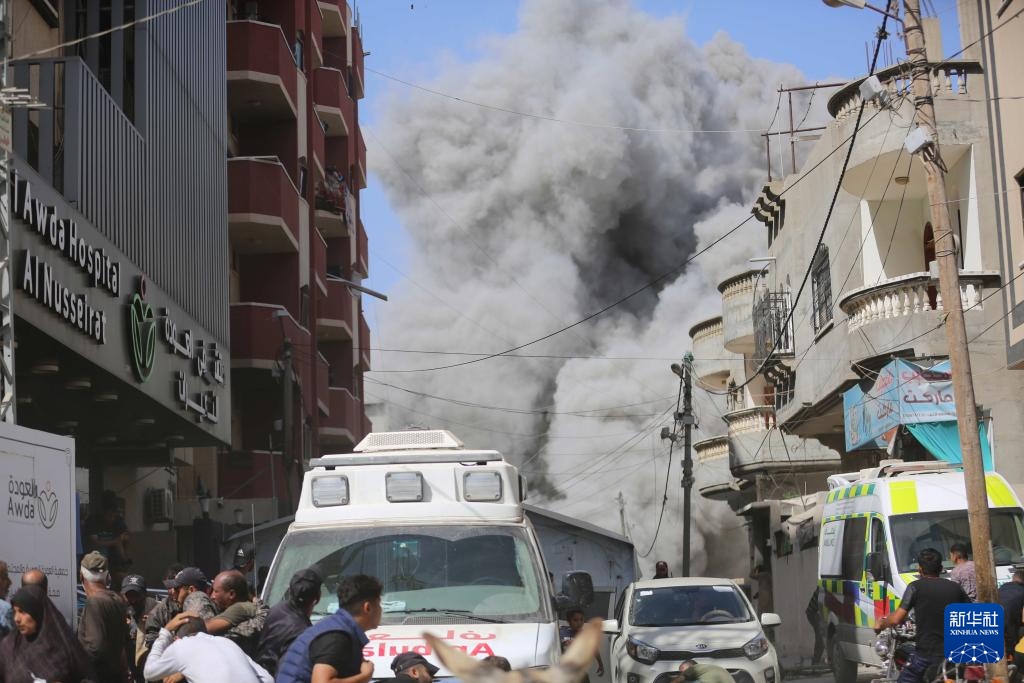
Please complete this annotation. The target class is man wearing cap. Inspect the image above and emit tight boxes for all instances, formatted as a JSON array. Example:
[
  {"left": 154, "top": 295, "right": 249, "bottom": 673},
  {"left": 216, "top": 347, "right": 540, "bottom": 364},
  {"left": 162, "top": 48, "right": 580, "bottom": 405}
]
[
  {"left": 78, "top": 550, "right": 131, "bottom": 681},
  {"left": 1000, "top": 564, "right": 1024, "bottom": 657},
  {"left": 145, "top": 567, "right": 213, "bottom": 651},
  {"left": 122, "top": 574, "right": 156, "bottom": 681},
  {"left": 391, "top": 652, "right": 440, "bottom": 683},
  {"left": 256, "top": 567, "right": 322, "bottom": 675}
]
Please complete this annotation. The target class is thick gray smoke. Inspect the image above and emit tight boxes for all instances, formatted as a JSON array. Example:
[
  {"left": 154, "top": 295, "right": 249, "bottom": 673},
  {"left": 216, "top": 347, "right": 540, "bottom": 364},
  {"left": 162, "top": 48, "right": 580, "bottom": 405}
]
[{"left": 370, "top": 0, "right": 807, "bottom": 577}]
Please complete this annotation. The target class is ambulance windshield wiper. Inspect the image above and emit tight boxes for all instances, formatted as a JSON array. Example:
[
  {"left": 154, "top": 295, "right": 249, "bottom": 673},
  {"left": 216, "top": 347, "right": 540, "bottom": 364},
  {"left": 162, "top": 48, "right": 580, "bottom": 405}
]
[{"left": 394, "top": 608, "right": 510, "bottom": 624}]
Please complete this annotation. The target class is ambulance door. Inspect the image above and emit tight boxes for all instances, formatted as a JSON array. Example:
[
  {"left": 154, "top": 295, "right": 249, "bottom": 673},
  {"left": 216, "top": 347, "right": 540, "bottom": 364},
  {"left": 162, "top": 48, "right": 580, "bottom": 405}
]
[{"left": 863, "top": 516, "right": 893, "bottom": 665}]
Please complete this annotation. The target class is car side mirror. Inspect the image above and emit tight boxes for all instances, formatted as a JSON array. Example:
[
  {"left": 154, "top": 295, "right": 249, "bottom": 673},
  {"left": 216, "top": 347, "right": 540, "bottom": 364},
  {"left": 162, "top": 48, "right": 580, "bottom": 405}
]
[
  {"left": 553, "top": 594, "right": 574, "bottom": 612},
  {"left": 602, "top": 618, "right": 620, "bottom": 634},
  {"left": 760, "top": 612, "right": 782, "bottom": 627},
  {"left": 561, "top": 571, "right": 595, "bottom": 608}
]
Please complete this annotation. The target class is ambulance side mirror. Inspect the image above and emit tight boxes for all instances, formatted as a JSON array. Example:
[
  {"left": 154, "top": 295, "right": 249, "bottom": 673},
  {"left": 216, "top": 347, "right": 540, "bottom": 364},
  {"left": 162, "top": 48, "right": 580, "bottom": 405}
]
[
  {"left": 560, "top": 571, "right": 595, "bottom": 609},
  {"left": 867, "top": 551, "right": 890, "bottom": 584}
]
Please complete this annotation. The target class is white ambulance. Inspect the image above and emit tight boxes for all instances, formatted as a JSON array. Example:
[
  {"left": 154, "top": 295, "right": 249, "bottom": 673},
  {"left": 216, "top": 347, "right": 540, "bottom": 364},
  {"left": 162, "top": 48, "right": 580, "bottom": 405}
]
[
  {"left": 261, "top": 430, "right": 583, "bottom": 677},
  {"left": 817, "top": 460, "right": 1024, "bottom": 683}
]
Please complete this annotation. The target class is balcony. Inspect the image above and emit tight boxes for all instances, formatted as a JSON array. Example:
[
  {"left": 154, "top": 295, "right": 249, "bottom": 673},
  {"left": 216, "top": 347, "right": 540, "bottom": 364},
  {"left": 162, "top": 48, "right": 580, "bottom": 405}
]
[
  {"left": 312, "top": 115, "right": 327, "bottom": 178},
  {"left": 827, "top": 61, "right": 982, "bottom": 200},
  {"left": 354, "top": 127, "right": 367, "bottom": 189},
  {"left": 725, "top": 405, "right": 839, "bottom": 477},
  {"left": 718, "top": 270, "right": 759, "bottom": 354},
  {"left": 689, "top": 316, "right": 738, "bottom": 389},
  {"left": 227, "top": 21, "right": 297, "bottom": 122},
  {"left": 351, "top": 25, "right": 365, "bottom": 99},
  {"left": 228, "top": 157, "right": 300, "bottom": 253},
  {"left": 320, "top": 0, "right": 349, "bottom": 38},
  {"left": 358, "top": 313, "right": 370, "bottom": 370},
  {"left": 839, "top": 271, "right": 999, "bottom": 330},
  {"left": 314, "top": 230, "right": 327, "bottom": 294},
  {"left": 314, "top": 184, "right": 352, "bottom": 238},
  {"left": 354, "top": 218, "right": 368, "bottom": 277},
  {"left": 317, "top": 353, "right": 330, "bottom": 415},
  {"left": 230, "top": 303, "right": 309, "bottom": 369},
  {"left": 695, "top": 436, "right": 739, "bottom": 501},
  {"left": 318, "top": 279, "right": 354, "bottom": 340},
  {"left": 321, "top": 387, "right": 361, "bottom": 449},
  {"left": 314, "top": 67, "right": 354, "bottom": 138},
  {"left": 309, "top": 4, "right": 324, "bottom": 69}
]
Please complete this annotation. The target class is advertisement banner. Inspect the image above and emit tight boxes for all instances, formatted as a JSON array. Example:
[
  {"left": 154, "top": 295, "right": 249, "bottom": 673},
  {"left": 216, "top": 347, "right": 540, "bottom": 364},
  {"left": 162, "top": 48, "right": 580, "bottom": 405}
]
[
  {"left": 0, "top": 424, "right": 76, "bottom": 625},
  {"left": 844, "top": 359, "right": 956, "bottom": 451}
]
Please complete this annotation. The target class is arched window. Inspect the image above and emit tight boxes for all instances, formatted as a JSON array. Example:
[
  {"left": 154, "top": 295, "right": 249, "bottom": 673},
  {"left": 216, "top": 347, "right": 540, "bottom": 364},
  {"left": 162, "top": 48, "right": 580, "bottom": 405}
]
[{"left": 810, "top": 245, "right": 833, "bottom": 332}]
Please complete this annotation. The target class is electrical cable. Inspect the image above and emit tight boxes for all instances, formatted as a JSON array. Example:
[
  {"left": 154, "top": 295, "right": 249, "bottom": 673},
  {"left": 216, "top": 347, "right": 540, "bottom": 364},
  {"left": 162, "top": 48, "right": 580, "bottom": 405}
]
[{"left": 637, "top": 365, "right": 685, "bottom": 558}]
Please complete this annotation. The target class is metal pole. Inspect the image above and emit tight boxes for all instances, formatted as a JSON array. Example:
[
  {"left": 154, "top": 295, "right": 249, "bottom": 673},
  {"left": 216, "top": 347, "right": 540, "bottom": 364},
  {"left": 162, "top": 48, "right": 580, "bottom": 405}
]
[
  {"left": 0, "top": 0, "right": 16, "bottom": 423},
  {"left": 903, "top": 0, "right": 998, "bottom": 611},
  {"left": 280, "top": 337, "right": 293, "bottom": 516},
  {"left": 681, "top": 352, "right": 694, "bottom": 577},
  {"left": 788, "top": 91, "right": 796, "bottom": 172}
]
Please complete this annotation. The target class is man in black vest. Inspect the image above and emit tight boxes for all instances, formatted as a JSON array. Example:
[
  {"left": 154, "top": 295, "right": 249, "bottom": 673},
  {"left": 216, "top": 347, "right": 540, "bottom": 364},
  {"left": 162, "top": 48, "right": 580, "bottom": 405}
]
[{"left": 255, "top": 567, "right": 322, "bottom": 675}]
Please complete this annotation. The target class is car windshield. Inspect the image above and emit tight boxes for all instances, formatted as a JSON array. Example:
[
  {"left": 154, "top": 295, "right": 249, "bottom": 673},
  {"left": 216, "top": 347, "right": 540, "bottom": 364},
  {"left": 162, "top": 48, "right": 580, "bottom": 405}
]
[
  {"left": 263, "top": 525, "right": 548, "bottom": 624},
  {"left": 629, "top": 585, "right": 753, "bottom": 627},
  {"left": 890, "top": 508, "right": 1024, "bottom": 572}
]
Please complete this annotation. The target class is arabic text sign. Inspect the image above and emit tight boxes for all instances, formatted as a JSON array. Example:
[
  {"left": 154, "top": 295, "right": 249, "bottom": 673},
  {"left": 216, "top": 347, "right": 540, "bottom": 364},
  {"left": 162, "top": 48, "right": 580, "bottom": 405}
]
[
  {"left": 944, "top": 604, "right": 1003, "bottom": 663},
  {"left": 844, "top": 359, "right": 956, "bottom": 451},
  {"left": 363, "top": 629, "right": 498, "bottom": 659}
]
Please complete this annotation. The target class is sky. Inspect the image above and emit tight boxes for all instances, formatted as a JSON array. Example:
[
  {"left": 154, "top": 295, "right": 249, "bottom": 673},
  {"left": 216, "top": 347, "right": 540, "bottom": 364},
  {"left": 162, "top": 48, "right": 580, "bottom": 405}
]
[{"left": 355, "top": 0, "right": 962, "bottom": 328}]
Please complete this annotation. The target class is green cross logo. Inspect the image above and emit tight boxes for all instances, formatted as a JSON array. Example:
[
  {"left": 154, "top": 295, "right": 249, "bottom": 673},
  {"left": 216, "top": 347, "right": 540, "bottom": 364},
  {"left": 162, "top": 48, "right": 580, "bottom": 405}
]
[{"left": 130, "top": 277, "right": 156, "bottom": 383}]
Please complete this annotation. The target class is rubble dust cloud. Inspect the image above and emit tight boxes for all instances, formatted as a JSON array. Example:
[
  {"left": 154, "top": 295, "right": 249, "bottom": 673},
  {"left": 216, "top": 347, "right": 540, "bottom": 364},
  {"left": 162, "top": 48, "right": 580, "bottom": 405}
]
[{"left": 370, "top": 0, "right": 807, "bottom": 578}]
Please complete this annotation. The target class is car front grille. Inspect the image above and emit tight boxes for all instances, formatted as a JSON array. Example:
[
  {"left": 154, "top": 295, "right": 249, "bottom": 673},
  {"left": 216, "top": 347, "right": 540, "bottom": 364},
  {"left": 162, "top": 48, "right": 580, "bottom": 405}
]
[
  {"left": 653, "top": 669, "right": 753, "bottom": 683},
  {"left": 658, "top": 648, "right": 746, "bottom": 660}
]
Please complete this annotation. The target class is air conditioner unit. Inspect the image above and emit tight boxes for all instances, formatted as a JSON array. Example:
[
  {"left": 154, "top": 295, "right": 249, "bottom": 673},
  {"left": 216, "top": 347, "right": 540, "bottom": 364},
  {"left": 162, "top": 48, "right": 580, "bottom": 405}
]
[{"left": 144, "top": 487, "right": 174, "bottom": 525}]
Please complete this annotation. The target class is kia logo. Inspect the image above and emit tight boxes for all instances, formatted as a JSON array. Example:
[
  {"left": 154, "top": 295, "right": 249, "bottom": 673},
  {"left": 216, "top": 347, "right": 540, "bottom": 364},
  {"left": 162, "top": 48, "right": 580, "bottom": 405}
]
[{"left": 695, "top": 644, "right": 709, "bottom": 650}]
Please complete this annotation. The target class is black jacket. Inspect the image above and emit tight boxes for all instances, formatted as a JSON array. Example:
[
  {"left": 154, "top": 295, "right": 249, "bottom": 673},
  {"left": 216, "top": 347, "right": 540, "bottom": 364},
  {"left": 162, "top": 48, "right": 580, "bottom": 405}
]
[{"left": 255, "top": 599, "right": 310, "bottom": 676}]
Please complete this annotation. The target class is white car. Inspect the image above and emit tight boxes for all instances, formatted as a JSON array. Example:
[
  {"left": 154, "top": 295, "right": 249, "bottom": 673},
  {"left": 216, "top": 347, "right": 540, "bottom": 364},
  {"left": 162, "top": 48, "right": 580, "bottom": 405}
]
[{"left": 603, "top": 578, "right": 781, "bottom": 683}]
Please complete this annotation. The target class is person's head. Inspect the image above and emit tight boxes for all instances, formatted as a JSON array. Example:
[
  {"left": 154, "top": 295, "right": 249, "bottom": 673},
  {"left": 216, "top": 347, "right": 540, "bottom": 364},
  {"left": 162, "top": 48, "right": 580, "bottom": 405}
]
[
  {"left": 233, "top": 542, "right": 255, "bottom": 574},
  {"left": 654, "top": 561, "right": 669, "bottom": 578},
  {"left": 391, "top": 652, "right": 440, "bottom": 682},
  {"left": 100, "top": 490, "right": 120, "bottom": 524},
  {"left": 0, "top": 560, "right": 10, "bottom": 600},
  {"left": 949, "top": 543, "right": 970, "bottom": 564},
  {"left": 288, "top": 567, "right": 323, "bottom": 616},
  {"left": 21, "top": 568, "right": 48, "bottom": 593},
  {"left": 917, "top": 548, "right": 943, "bottom": 577},
  {"left": 121, "top": 574, "right": 148, "bottom": 611},
  {"left": 80, "top": 551, "right": 110, "bottom": 587},
  {"left": 678, "top": 660, "right": 698, "bottom": 679},
  {"left": 10, "top": 585, "right": 46, "bottom": 638},
  {"left": 174, "top": 615, "right": 207, "bottom": 639},
  {"left": 164, "top": 563, "right": 185, "bottom": 582},
  {"left": 164, "top": 567, "right": 210, "bottom": 604},
  {"left": 566, "top": 607, "right": 585, "bottom": 632},
  {"left": 337, "top": 574, "right": 383, "bottom": 630},
  {"left": 211, "top": 570, "right": 249, "bottom": 611},
  {"left": 482, "top": 656, "right": 511, "bottom": 672}
]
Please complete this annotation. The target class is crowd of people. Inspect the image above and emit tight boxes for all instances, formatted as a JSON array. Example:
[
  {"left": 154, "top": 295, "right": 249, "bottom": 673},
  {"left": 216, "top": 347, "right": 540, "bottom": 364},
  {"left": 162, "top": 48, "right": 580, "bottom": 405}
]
[{"left": 0, "top": 556, "right": 530, "bottom": 683}]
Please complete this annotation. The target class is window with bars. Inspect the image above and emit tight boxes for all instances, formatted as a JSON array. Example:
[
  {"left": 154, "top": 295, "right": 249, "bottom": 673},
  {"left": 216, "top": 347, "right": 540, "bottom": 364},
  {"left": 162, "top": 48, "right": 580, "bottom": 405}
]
[
  {"left": 754, "top": 289, "right": 795, "bottom": 361},
  {"left": 811, "top": 246, "right": 833, "bottom": 332}
]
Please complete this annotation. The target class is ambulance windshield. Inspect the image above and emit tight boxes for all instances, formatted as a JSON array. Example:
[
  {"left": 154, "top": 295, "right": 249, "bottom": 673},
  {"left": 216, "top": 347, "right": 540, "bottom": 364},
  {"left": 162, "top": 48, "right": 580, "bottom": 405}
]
[
  {"left": 890, "top": 508, "right": 1024, "bottom": 572},
  {"left": 264, "top": 525, "right": 548, "bottom": 623}
]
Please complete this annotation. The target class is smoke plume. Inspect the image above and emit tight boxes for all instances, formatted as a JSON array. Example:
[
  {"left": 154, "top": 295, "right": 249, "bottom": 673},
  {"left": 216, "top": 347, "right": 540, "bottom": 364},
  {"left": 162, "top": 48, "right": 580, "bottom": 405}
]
[{"left": 370, "top": 0, "right": 807, "bottom": 577}]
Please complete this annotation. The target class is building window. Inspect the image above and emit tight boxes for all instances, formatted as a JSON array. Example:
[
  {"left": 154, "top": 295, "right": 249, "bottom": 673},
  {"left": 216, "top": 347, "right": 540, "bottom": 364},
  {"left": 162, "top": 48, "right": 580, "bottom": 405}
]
[
  {"left": 810, "top": 245, "right": 833, "bottom": 332},
  {"left": 754, "top": 288, "right": 795, "bottom": 361}
]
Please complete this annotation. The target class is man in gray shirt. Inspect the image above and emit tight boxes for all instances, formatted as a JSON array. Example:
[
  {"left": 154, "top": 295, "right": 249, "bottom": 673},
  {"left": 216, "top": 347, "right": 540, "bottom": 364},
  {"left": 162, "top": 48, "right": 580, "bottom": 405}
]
[{"left": 949, "top": 543, "right": 976, "bottom": 601}]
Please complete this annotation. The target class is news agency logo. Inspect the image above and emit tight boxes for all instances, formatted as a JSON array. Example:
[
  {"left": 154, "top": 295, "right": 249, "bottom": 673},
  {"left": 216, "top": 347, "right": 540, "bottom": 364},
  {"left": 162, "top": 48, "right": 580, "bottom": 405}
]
[{"left": 945, "top": 604, "right": 1004, "bottom": 663}]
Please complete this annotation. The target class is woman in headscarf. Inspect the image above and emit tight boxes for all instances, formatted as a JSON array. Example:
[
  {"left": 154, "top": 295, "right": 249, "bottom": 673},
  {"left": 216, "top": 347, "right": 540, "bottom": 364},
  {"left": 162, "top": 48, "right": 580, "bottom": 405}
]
[{"left": 0, "top": 584, "right": 95, "bottom": 683}]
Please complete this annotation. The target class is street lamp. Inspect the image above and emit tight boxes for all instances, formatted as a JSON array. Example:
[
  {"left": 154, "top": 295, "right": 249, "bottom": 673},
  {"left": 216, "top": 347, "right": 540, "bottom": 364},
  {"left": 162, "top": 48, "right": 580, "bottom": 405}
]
[
  {"left": 325, "top": 273, "right": 388, "bottom": 301},
  {"left": 821, "top": 0, "right": 903, "bottom": 23}
]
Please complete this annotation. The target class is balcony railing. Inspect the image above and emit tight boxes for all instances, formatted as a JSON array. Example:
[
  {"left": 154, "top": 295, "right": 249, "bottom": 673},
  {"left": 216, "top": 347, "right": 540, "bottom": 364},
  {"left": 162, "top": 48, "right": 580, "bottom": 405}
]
[
  {"left": 228, "top": 157, "right": 300, "bottom": 253},
  {"left": 695, "top": 436, "right": 741, "bottom": 501},
  {"left": 320, "top": 0, "right": 350, "bottom": 38},
  {"left": 351, "top": 25, "right": 365, "bottom": 99},
  {"left": 359, "top": 313, "right": 371, "bottom": 370},
  {"left": 231, "top": 303, "right": 309, "bottom": 367},
  {"left": 753, "top": 289, "right": 794, "bottom": 362},
  {"left": 318, "top": 278, "right": 354, "bottom": 340},
  {"left": 311, "top": 116, "right": 327, "bottom": 176},
  {"left": 321, "top": 387, "right": 361, "bottom": 446},
  {"left": 689, "top": 316, "right": 734, "bottom": 387},
  {"left": 718, "top": 270, "right": 759, "bottom": 354},
  {"left": 725, "top": 405, "right": 776, "bottom": 437},
  {"left": 828, "top": 60, "right": 982, "bottom": 120},
  {"left": 354, "top": 127, "right": 367, "bottom": 189},
  {"left": 838, "top": 271, "right": 999, "bottom": 330},
  {"left": 313, "top": 230, "right": 327, "bottom": 291},
  {"left": 309, "top": 3, "right": 324, "bottom": 68},
  {"left": 227, "top": 21, "right": 298, "bottom": 121},
  {"left": 355, "top": 217, "right": 368, "bottom": 277},
  {"left": 317, "top": 353, "right": 330, "bottom": 413}
]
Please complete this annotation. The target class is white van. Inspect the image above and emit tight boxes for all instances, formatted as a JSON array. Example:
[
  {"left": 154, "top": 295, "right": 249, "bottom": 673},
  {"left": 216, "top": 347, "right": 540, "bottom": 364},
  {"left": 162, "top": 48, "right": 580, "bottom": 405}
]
[
  {"left": 261, "top": 430, "right": 586, "bottom": 676},
  {"left": 817, "top": 460, "right": 1024, "bottom": 683}
]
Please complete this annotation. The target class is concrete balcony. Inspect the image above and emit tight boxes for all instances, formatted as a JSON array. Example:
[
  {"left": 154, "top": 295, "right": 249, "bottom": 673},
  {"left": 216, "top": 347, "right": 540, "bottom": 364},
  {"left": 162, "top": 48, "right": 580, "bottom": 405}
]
[
  {"left": 318, "top": 278, "right": 354, "bottom": 341},
  {"left": 231, "top": 303, "right": 309, "bottom": 370},
  {"left": 317, "top": 353, "right": 330, "bottom": 415},
  {"left": 354, "top": 217, "right": 368, "bottom": 277},
  {"left": 227, "top": 21, "right": 297, "bottom": 122},
  {"left": 354, "top": 127, "right": 367, "bottom": 189},
  {"left": 718, "top": 270, "right": 759, "bottom": 354},
  {"left": 358, "top": 312, "right": 370, "bottom": 370},
  {"left": 309, "top": 3, "right": 324, "bottom": 69},
  {"left": 321, "top": 386, "right": 361, "bottom": 449},
  {"left": 695, "top": 436, "right": 734, "bottom": 500},
  {"left": 827, "top": 61, "right": 982, "bottom": 201},
  {"left": 228, "top": 157, "right": 300, "bottom": 253},
  {"left": 314, "top": 68, "right": 354, "bottom": 138},
  {"left": 689, "top": 316, "right": 738, "bottom": 390},
  {"left": 312, "top": 116, "right": 327, "bottom": 178},
  {"left": 313, "top": 230, "right": 327, "bottom": 295},
  {"left": 320, "top": 0, "right": 349, "bottom": 38},
  {"left": 726, "top": 405, "right": 840, "bottom": 477},
  {"left": 839, "top": 270, "right": 999, "bottom": 330},
  {"left": 351, "top": 25, "right": 365, "bottom": 99}
]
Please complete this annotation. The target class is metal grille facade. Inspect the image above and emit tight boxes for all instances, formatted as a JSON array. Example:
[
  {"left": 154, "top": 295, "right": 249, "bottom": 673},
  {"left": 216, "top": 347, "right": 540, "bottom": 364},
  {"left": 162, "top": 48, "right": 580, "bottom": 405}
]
[
  {"left": 754, "top": 289, "right": 795, "bottom": 362},
  {"left": 811, "top": 245, "right": 833, "bottom": 332}
]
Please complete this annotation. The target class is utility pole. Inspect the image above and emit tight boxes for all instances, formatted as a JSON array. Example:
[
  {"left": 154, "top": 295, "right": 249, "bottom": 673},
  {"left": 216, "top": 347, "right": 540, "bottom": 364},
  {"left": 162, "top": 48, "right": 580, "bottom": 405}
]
[
  {"left": 901, "top": 0, "right": 996, "bottom": 610},
  {"left": 672, "top": 352, "right": 695, "bottom": 576},
  {"left": 280, "top": 336, "right": 293, "bottom": 516},
  {"left": 616, "top": 491, "right": 627, "bottom": 536}
]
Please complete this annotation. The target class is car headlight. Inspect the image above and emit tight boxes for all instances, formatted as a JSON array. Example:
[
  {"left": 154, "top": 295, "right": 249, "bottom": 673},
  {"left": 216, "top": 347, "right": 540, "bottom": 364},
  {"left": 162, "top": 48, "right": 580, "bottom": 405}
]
[
  {"left": 626, "top": 636, "right": 660, "bottom": 665},
  {"left": 743, "top": 634, "right": 770, "bottom": 660}
]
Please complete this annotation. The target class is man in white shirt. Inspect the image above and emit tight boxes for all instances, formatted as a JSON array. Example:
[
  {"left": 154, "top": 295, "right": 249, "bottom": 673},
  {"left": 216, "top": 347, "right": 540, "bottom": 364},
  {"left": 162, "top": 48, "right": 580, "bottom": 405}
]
[{"left": 143, "top": 610, "right": 273, "bottom": 683}]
